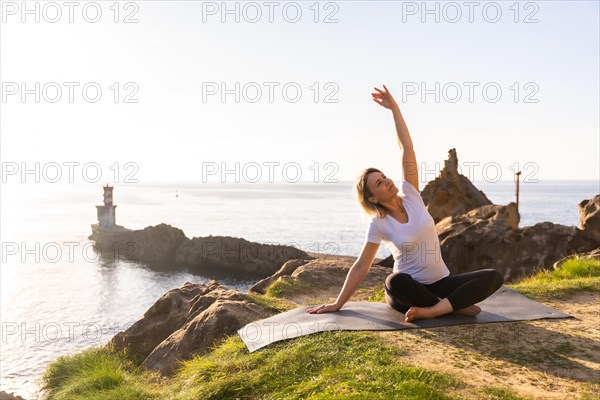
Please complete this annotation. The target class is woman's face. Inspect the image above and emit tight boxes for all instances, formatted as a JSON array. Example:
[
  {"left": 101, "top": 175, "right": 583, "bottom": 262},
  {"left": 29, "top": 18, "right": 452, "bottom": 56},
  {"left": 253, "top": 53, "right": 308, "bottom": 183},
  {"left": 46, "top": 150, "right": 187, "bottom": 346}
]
[{"left": 367, "top": 171, "right": 398, "bottom": 202}]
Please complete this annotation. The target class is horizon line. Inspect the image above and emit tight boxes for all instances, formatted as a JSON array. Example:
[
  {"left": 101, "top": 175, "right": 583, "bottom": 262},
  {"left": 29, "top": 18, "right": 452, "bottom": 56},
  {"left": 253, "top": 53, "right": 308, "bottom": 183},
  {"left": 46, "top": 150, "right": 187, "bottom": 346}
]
[{"left": 28, "top": 178, "right": 600, "bottom": 186}]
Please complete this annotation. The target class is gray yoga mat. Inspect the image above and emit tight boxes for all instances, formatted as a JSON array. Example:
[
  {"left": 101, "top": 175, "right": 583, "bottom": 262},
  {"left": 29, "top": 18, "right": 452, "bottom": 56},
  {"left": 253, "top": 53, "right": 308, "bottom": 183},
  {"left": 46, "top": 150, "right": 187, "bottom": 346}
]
[{"left": 237, "top": 285, "right": 574, "bottom": 352}]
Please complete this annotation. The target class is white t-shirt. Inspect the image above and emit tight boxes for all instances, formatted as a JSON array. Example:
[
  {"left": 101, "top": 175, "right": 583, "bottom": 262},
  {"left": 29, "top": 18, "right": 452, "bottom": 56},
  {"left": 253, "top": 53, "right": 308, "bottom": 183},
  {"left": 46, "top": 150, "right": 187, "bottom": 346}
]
[{"left": 365, "top": 179, "right": 450, "bottom": 284}]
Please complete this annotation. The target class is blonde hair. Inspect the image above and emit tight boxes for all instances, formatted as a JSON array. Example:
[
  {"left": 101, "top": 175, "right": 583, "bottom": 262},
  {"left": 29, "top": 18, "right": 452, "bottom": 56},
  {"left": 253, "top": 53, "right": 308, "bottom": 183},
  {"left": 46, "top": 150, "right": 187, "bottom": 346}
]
[{"left": 355, "top": 167, "right": 390, "bottom": 219}]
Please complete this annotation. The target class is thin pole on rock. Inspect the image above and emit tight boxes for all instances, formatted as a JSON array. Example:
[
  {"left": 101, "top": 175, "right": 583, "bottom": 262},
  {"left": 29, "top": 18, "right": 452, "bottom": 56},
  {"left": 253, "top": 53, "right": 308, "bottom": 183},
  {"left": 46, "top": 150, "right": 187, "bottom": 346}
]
[{"left": 515, "top": 171, "right": 521, "bottom": 214}]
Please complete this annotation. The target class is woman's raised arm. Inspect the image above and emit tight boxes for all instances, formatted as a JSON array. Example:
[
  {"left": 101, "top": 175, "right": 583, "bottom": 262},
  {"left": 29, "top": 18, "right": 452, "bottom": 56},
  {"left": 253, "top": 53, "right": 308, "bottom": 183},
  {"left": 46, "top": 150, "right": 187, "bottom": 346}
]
[{"left": 372, "top": 84, "right": 419, "bottom": 190}]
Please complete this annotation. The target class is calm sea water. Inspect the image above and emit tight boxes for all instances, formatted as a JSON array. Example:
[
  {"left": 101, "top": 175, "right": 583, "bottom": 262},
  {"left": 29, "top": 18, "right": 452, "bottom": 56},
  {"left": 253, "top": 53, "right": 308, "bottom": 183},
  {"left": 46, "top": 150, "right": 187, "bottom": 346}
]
[{"left": 1, "top": 179, "right": 598, "bottom": 398}]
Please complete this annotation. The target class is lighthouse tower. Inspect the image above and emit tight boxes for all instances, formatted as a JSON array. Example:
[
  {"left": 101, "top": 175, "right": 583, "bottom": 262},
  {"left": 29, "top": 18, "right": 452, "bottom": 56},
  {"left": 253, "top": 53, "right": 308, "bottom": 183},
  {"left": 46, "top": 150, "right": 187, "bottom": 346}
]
[{"left": 96, "top": 184, "right": 116, "bottom": 227}]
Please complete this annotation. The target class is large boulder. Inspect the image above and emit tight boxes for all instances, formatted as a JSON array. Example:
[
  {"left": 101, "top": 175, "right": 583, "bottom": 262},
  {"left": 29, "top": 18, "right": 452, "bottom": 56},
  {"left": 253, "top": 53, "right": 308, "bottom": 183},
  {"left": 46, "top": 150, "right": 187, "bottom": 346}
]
[
  {"left": 436, "top": 205, "right": 597, "bottom": 282},
  {"left": 250, "top": 255, "right": 390, "bottom": 297},
  {"left": 141, "top": 298, "right": 268, "bottom": 375},
  {"left": 108, "top": 281, "right": 212, "bottom": 363},
  {"left": 420, "top": 148, "right": 495, "bottom": 224},
  {"left": 579, "top": 195, "right": 600, "bottom": 243},
  {"left": 108, "top": 280, "right": 274, "bottom": 375},
  {"left": 249, "top": 259, "right": 312, "bottom": 294}
]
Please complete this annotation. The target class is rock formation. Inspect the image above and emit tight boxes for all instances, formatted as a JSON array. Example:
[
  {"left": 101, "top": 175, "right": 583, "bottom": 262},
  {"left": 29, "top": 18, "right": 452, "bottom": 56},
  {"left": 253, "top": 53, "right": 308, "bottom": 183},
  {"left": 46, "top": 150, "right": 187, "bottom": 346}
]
[
  {"left": 108, "top": 280, "right": 275, "bottom": 375},
  {"left": 435, "top": 205, "right": 597, "bottom": 282},
  {"left": 90, "top": 223, "right": 187, "bottom": 263},
  {"left": 420, "top": 148, "right": 495, "bottom": 224},
  {"left": 174, "top": 236, "right": 310, "bottom": 276},
  {"left": 0, "top": 391, "right": 25, "bottom": 400},
  {"left": 579, "top": 195, "right": 600, "bottom": 243},
  {"left": 89, "top": 223, "right": 314, "bottom": 278},
  {"left": 249, "top": 255, "right": 389, "bottom": 296},
  {"left": 249, "top": 259, "right": 312, "bottom": 294}
]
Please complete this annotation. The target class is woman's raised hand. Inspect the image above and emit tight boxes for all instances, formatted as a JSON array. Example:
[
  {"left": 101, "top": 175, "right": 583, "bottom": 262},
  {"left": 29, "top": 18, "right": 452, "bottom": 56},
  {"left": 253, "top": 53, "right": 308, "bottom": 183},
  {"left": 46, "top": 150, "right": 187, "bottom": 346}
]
[
  {"left": 305, "top": 303, "right": 341, "bottom": 314},
  {"left": 372, "top": 84, "right": 398, "bottom": 110}
]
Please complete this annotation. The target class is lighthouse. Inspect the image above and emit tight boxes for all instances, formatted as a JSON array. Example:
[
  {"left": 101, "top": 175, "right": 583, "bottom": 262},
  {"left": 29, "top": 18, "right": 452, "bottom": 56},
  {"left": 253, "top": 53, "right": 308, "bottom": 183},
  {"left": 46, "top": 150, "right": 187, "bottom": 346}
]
[
  {"left": 96, "top": 184, "right": 116, "bottom": 227},
  {"left": 89, "top": 185, "right": 129, "bottom": 243}
]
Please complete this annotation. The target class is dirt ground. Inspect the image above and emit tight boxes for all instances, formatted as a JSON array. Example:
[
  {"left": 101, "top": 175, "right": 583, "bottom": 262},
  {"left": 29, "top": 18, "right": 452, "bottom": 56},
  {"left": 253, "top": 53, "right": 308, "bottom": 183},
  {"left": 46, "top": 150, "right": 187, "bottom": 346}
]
[
  {"left": 285, "top": 257, "right": 599, "bottom": 400},
  {"left": 376, "top": 291, "right": 600, "bottom": 399}
]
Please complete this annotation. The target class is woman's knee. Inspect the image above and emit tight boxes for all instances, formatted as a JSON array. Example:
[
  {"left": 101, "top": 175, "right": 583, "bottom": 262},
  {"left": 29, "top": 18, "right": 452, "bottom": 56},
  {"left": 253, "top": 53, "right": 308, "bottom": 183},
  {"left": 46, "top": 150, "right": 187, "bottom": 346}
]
[
  {"left": 484, "top": 269, "right": 504, "bottom": 289},
  {"left": 385, "top": 272, "right": 413, "bottom": 291}
]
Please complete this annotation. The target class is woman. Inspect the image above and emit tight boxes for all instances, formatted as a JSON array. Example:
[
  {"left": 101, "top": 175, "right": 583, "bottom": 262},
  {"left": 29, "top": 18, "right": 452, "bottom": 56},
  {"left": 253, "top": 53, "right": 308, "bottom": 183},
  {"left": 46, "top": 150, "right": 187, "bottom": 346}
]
[{"left": 306, "top": 84, "right": 504, "bottom": 322}]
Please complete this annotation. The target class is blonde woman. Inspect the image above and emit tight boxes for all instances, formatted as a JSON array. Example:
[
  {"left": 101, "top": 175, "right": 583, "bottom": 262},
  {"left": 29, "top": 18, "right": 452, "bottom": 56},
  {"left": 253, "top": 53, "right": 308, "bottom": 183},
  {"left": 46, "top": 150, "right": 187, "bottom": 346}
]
[{"left": 306, "top": 85, "right": 504, "bottom": 322}]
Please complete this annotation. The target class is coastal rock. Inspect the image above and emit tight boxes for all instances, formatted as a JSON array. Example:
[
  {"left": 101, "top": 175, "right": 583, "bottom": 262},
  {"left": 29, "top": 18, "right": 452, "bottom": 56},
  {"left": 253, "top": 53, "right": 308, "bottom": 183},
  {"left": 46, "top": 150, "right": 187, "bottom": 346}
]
[
  {"left": 579, "top": 195, "right": 600, "bottom": 243},
  {"left": 250, "top": 255, "right": 390, "bottom": 298},
  {"left": 0, "top": 391, "right": 25, "bottom": 400},
  {"left": 174, "top": 236, "right": 312, "bottom": 277},
  {"left": 420, "top": 148, "right": 495, "bottom": 224},
  {"left": 89, "top": 223, "right": 187, "bottom": 264},
  {"left": 108, "top": 281, "right": 212, "bottom": 362},
  {"left": 89, "top": 224, "right": 314, "bottom": 277},
  {"left": 142, "top": 298, "right": 270, "bottom": 375},
  {"left": 249, "top": 259, "right": 312, "bottom": 294},
  {"left": 445, "top": 201, "right": 520, "bottom": 230},
  {"left": 291, "top": 257, "right": 389, "bottom": 289},
  {"left": 436, "top": 194, "right": 599, "bottom": 281},
  {"left": 436, "top": 211, "right": 596, "bottom": 282},
  {"left": 108, "top": 280, "right": 274, "bottom": 375}
]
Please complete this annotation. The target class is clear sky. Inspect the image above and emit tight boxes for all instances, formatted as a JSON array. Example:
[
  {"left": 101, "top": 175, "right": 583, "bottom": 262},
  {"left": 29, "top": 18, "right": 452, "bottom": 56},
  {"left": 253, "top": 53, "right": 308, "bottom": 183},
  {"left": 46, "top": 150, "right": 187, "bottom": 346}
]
[{"left": 1, "top": 0, "right": 598, "bottom": 184}]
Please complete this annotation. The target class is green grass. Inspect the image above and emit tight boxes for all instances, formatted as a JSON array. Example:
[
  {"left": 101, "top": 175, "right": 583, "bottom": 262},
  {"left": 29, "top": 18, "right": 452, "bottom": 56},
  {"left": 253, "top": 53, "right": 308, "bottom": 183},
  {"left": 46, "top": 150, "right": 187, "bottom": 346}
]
[
  {"left": 170, "top": 331, "right": 466, "bottom": 399},
  {"left": 506, "top": 256, "right": 600, "bottom": 300},
  {"left": 42, "top": 330, "right": 470, "bottom": 400},
  {"left": 264, "top": 277, "right": 314, "bottom": 298},
  {"left": 245, "top": 291, "right": 296, "bottom": 313},
  {"left": 367, "top": 287, "right": 386, "bottom": 303},
  {"left": 41, "top": 255, "right": 600, "bottom": 399},
  {"left": 40, "top": 341, "right": 163, "bottom": 399}
]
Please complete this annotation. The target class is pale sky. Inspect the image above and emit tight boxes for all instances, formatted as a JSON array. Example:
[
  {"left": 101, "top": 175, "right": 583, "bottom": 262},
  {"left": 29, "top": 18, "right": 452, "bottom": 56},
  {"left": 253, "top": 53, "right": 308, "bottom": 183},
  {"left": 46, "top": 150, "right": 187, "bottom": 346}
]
[{"left": 1, "top": 0, "right": 598, "bottom": 184}]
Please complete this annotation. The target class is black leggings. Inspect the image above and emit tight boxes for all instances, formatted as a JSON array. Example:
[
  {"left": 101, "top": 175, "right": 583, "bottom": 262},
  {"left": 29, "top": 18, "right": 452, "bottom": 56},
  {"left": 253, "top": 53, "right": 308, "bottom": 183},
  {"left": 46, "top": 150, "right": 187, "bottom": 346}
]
[{"left": 384, "top": 269, "right": 504, "bottom": 314}]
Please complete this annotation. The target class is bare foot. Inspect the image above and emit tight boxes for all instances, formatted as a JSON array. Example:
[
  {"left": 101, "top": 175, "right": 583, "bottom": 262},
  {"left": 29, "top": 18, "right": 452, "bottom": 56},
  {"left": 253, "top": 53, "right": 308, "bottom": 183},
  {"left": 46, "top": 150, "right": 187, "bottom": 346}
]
[
  {"left": 404, "top": 306, "right": 436, "bottom": 322},
  {"left": 452, "top": 305, "right": 482, "bottom": 316}
]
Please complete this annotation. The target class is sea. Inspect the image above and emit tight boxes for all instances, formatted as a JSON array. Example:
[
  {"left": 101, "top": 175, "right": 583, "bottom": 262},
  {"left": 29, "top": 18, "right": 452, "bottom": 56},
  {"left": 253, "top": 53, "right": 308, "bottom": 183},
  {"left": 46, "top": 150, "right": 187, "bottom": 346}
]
[{"left": 1, "top": 179, "right": 598, "bottom": 399}]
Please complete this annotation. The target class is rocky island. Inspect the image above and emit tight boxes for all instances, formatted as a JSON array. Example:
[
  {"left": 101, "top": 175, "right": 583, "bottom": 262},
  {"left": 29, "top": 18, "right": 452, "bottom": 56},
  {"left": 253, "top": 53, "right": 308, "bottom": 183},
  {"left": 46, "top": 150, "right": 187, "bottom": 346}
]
[{"left": 88, "top": 185, "right": 313, "bottom": 278}]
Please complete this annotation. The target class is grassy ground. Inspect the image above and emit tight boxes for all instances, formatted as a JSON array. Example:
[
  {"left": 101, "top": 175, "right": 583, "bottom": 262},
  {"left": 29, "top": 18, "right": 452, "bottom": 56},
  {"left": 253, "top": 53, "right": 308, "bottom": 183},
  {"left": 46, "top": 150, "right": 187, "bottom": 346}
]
[
  {"left": 40, "top": 256, "right": 600, "bottom": 400},
  {"left": 506, "top": 256, "right": 600, "bottom": 300}
]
